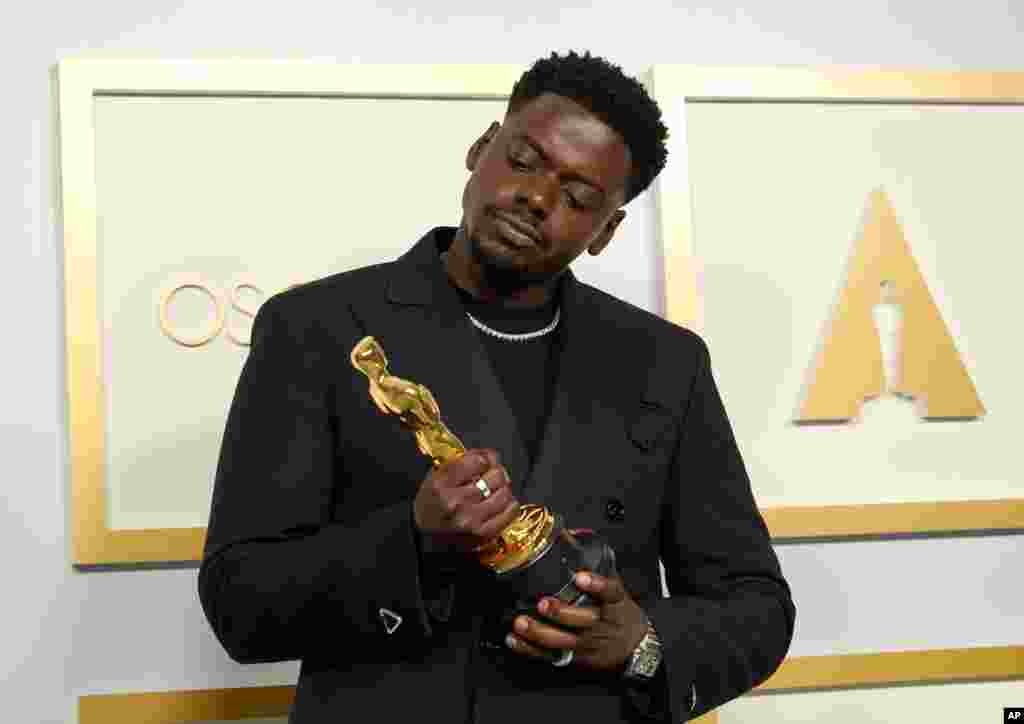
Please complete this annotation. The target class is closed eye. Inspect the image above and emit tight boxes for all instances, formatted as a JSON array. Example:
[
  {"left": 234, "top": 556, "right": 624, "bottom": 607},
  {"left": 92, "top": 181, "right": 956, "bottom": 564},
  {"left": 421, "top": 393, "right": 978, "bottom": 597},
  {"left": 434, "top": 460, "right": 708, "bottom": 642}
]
[
  {"left": 563, "top": 191, "right": 584, "bottom": 210},
  {"left": 508, "top": 154, "right": 533, "bottom": 171}
]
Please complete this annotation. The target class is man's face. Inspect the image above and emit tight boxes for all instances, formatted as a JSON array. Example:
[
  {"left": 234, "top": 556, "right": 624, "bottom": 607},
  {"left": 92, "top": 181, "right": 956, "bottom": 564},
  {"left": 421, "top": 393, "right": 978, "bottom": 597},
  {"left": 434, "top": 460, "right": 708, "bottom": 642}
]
[{"left": 460, "top": 93, "right": 631, "bottom": 293}]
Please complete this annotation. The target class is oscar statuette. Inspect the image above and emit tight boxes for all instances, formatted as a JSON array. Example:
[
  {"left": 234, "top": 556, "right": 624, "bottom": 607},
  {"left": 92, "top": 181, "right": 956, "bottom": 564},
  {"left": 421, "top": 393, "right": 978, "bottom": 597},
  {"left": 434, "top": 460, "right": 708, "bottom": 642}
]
[{"left": 351, "top": 336, "right": 617, "bottom": 660}]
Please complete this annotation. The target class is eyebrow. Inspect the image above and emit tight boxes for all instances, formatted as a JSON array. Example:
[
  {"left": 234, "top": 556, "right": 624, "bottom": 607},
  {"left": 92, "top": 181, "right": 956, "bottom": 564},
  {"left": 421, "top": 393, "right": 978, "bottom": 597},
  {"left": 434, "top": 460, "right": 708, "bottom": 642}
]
[{"left": 516, "top": 134, "right": 607, "bottom": 197}]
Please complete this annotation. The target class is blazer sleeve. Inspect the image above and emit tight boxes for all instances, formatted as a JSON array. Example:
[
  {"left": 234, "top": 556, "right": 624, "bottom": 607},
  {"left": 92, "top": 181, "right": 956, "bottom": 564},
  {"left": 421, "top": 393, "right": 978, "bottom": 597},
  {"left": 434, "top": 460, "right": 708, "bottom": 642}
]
[
  {"left": 645, "top": 335, "right": 796, "bottom": 720},
  {"left": 198, "top": 294, "right": 438, "bottom": 664}
]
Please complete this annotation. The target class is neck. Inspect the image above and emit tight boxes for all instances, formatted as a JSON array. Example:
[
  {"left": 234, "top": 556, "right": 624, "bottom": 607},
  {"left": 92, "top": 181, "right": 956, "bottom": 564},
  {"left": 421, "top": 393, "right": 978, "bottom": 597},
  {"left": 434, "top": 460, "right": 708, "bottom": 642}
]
[{"left": 444, "top": 225, "right": 559, "bottom": 307}]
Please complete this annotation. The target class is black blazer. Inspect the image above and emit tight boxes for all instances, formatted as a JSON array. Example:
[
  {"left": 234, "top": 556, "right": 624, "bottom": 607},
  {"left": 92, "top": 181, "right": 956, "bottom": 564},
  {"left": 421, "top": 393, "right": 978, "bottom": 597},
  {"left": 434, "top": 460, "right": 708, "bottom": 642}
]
[{"left": 199, "top": 228, "right": 794, "bottom": 723}]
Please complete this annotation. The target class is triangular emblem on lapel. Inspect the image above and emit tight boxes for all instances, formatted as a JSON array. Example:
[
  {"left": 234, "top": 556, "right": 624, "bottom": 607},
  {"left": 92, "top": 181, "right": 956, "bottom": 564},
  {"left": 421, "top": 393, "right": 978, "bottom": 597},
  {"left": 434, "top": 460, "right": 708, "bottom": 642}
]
[{"left": 378, "top": 607, "right": 403, "bottom": 635}]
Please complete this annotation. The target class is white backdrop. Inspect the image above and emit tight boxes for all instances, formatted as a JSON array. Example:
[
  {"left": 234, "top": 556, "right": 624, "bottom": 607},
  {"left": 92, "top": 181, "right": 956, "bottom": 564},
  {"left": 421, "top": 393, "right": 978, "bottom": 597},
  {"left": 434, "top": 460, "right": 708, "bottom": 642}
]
[{"left": 2, "top": 2, "right": 1023, "bottom": 722}]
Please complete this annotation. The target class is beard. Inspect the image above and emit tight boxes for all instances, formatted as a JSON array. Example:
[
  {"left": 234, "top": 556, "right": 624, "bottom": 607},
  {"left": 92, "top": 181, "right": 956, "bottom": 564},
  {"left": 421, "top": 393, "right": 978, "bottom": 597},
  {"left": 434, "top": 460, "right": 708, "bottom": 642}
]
[{"left": 468, "top": 231, "right": 558, "bottom": 296}]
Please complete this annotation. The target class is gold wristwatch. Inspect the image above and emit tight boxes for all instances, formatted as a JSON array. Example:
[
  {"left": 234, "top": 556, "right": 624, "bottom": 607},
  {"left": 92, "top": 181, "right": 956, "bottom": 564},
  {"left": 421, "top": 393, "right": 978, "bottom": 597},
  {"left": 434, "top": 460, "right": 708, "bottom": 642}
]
[{"left": 624, "top": 619, "right": 662, "bottom": 681}]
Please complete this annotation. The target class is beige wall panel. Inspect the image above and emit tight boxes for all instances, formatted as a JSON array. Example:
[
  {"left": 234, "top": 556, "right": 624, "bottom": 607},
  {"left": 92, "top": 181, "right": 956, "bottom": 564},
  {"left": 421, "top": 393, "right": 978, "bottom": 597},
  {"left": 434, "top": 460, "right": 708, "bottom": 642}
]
[
  {"left": 719, "top": 680, "right": 1020, "bottom": 723},
  {"left": 680, "top": 102, "right": 1021, "bottom": 509},
  {"left": 93, "top": 95, "right": 505, "bottom": 530}
]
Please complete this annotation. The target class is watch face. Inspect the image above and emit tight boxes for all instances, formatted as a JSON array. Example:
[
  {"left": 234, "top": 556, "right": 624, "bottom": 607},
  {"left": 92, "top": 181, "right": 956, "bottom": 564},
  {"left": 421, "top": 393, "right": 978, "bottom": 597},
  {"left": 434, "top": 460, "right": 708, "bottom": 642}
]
[{"left": 635, "top": 650, "right": 660, "bottom": 676}]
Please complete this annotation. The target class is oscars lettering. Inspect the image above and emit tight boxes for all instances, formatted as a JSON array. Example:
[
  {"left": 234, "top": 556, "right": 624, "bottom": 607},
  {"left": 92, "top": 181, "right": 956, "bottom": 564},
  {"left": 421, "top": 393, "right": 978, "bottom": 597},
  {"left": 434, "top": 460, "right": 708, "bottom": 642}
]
[{"left": 157, "top": 275, "right": 303, "bottom": 348}]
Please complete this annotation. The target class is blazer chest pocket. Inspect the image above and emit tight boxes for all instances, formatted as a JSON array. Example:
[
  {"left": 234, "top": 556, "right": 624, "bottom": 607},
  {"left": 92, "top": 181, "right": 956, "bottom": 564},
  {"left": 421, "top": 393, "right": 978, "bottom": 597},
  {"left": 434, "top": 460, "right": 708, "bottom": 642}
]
[
  {"left": 626, "top": 400, "right": 677, "bottom": 453},
  {"left": 614, "top": 401, "right": 677, "bottom": 520},
  {"left": 565, "top": 401, "right": 678, "bottom": 553}
]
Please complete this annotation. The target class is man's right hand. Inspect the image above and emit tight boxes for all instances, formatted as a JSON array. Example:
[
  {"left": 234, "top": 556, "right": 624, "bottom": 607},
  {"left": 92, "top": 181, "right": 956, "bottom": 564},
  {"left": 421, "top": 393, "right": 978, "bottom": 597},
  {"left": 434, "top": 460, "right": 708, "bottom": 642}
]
[{"left": 413, "top": 449, "right": 520, "bottom": 552}]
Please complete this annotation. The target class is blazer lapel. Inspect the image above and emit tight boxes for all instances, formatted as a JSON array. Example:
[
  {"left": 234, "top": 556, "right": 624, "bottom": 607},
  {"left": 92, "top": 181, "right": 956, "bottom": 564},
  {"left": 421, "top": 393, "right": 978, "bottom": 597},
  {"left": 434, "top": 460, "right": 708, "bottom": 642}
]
[{"left": 347, "top": 229, "right": 531, "bottom": 494}]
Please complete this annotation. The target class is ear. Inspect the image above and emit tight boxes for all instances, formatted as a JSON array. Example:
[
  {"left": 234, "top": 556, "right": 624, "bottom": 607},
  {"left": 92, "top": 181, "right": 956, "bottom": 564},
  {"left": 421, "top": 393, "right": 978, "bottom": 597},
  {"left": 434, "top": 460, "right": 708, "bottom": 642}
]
[
  {"left": 587, "top": 210, "right": 626, "bottom": 256},
  {"left": 466, "top": 122, "right": 501, "bottom": 171}
]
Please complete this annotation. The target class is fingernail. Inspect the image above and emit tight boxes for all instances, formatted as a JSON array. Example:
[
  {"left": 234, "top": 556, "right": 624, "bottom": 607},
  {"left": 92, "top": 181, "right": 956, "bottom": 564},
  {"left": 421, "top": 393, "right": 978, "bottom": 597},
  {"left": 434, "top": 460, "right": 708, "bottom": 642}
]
[
  {"left": 505, "top": 633, "right": 516, "bottom": 650},
  {"left": 514, "top": 617, "right": 528, "bottom": 634},
  {"left": 576, "top": 572, "right": 591, "bottom": 587}
]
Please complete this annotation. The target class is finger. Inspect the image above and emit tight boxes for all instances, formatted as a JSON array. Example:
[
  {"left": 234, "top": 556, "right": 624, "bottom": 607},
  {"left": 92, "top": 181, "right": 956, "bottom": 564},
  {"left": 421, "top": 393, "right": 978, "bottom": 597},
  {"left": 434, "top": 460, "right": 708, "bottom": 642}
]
[
  {"left": 459, "top": 449, "right": 501, "bottom": 483},
  {"left": 450, "top": 463, "right": 509, "bottom": 505},
  {"left": 513, "top": 615, "right": 578, "bottom": 651},
  {"left": 574, "top": 572, "right": 626, "bottom": 604},
  {"left": 454, "top": 466, "right": 512, "bottom": 512},
  {"left": 439, "top": 450, "right": 492, "bottom": 488},
  {"left": 477, "top": 448, "right": 501, "bottom": 468},
  {"left": 445, "top": 473, "right": 521, "bottom": 539},
  {"left": 537, "top": 598, "right": 601, "bottom": 629},
  {"left": 504, "top": 632, "right": 554, "bottom": 661},
  {"left": 473, "top": 465, "right": 510, "bottom": 496},
  {"left": 450, "top": 488, "right": 517, "bottom": 538},
  {"left": 448, "top": 465, "right": 511, "bottom": 512},
  {"left": 473, "top": 498, "right": 521, "bottom": 541},
  {"left": 448, "top": 465, "right": 510, "bottom": 510}
]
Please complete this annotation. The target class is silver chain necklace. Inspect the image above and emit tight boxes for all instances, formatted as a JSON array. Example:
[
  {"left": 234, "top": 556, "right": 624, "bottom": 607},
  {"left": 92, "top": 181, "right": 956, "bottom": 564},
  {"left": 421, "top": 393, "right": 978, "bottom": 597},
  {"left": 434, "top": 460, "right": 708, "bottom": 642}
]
[
  {"left": 466, "top": 307, "right": 561, "bottom": 342},
  {"left": 442, "top": 250, "right": 561, "bottom": 342}
]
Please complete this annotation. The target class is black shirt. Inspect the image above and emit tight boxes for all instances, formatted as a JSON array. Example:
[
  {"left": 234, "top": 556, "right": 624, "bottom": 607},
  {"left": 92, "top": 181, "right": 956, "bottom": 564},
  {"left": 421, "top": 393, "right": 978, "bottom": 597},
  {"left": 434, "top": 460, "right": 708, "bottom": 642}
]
[{"left": 452, "top": 283, "right": 563, "bottom": 471}]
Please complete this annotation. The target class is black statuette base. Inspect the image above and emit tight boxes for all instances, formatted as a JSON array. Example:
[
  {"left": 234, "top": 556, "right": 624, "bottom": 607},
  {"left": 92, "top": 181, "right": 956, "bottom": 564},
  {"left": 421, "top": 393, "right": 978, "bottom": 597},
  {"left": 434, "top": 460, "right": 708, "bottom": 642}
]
[{"left": 483, "top": 522, "right": 618, "bottom": 651}]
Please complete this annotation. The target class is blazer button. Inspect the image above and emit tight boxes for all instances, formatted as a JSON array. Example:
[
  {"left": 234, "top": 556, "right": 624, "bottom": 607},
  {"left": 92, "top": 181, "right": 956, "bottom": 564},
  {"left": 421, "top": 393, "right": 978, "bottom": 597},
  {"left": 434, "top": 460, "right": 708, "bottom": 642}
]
[{"left": 604, "top": 498, "right": 626, "bottom": 522}]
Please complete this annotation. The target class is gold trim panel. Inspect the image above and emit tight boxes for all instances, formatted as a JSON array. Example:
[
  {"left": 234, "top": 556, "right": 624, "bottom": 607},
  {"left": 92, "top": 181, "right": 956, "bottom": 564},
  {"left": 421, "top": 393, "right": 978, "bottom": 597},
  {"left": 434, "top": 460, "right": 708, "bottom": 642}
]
[
  {"left": 75, "top": 684, "right": 721, "bottom": 723},
  {"left": 59, "top": 60, "right": 519, "bottom": 565},
  {"left": 652, "top": 64, "right": 1024, "bottom": 340},
  {"left": 651, "top": 65, "right": 1024, "bottom": 335},
  {"left": 652, "top": 65, "right": 1024, "bottom": 539},
  {"left": 760, "top": 645, "right": 1024, "bottom": 692},
  {"left": 64, "top": 63, "right": 1024, "bottom": 562},
  {"left": 763, "top": 499, "right": 1024, "bottom": 540},
  {"left": 650, "top": 65, "right": 1024, "bottom": 104},
  {"left": 79, "top": 685, "right": 294, "bottom": 723},
  {"left": 77, "top": 646, "right": 1023, "bottom": 722}
]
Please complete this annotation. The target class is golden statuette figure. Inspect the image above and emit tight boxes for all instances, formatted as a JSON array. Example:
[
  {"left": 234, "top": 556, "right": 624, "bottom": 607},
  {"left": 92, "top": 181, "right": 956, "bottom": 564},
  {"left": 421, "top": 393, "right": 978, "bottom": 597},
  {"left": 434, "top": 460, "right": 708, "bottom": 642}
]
[{"left": 351, "top": 335, "right": 555, "bottom": 575}]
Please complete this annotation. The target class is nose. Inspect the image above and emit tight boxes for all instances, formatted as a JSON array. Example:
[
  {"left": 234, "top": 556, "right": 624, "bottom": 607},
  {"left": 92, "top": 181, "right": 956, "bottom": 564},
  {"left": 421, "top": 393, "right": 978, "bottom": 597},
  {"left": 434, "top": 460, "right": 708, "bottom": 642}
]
[{"left": 514, "top": 173, "right": 556, "bottom": 220}]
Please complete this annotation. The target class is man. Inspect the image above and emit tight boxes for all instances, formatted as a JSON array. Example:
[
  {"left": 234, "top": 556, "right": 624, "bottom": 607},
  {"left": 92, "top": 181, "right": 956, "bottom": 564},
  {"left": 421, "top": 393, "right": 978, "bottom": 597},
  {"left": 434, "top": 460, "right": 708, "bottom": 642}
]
[{"left": 199, "top": 51, "right": 794, "bottom": 723}]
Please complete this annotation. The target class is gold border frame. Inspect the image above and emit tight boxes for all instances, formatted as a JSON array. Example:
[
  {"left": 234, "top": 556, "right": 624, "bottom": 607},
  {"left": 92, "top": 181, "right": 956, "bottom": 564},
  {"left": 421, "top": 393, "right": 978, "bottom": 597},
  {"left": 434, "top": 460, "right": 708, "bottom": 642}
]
[
  {"left": 75, "top": 685, "right": 720, "bottom": 723},
  {"left": 77, "top": 646, "right": 1023, "bottom": 722},
  {"left": 650, "top": 65, "right": 1024, "bottom": 539},
  {"left": 78, "top": 685, "right": 294, "bottom": 723},
  {"left": 59, "top": 60, "right": 521, "bottom": 565},
  {"left": 760, "top": 645, "right": 1024, "bottom": 692}
]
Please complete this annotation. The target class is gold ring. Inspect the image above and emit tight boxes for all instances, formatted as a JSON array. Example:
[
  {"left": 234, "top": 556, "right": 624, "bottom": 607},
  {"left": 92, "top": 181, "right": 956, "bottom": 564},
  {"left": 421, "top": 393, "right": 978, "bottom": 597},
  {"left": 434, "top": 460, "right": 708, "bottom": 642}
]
[{"left": 475, "top": 478, "right": 492, "bottom": 500}]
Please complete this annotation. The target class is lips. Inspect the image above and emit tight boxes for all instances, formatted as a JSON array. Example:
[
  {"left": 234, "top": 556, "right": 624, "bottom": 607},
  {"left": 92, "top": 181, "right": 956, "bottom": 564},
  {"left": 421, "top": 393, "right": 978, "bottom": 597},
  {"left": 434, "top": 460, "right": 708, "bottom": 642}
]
[{"left": 492, "top": 211, "right": 541, "bottom": 248}]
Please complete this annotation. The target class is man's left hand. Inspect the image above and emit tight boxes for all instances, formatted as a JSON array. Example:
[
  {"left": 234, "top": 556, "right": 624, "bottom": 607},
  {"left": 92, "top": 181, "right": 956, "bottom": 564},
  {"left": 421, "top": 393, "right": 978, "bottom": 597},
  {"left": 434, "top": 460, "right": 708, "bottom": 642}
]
[{"left": 506, "top": 572, "right": 649, "bottom": 671}]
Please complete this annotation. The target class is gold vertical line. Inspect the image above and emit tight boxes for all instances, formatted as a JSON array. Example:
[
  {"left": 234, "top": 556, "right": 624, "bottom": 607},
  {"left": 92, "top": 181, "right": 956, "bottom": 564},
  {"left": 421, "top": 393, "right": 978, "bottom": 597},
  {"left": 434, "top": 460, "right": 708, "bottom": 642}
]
[
  {"left": 60, "top": 60, "right": 109, "bottom": 565},
  {"left": 650, "top": 66, "right": 701, "bottom": 333}
]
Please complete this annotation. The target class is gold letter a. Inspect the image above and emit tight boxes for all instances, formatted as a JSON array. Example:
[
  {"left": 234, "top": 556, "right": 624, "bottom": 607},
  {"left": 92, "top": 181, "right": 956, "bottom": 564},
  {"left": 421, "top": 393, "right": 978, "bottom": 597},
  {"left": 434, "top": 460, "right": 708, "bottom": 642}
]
[{"left": 796, "top": 190, "right": 984, "bottom": 422}]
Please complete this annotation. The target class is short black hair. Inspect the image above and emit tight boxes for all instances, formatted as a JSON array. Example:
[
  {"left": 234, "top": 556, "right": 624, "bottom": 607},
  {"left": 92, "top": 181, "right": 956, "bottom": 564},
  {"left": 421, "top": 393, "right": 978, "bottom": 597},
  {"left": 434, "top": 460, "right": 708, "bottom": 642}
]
[{"left": 508, "top": 51, "right": 669, "bottom": 203}]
